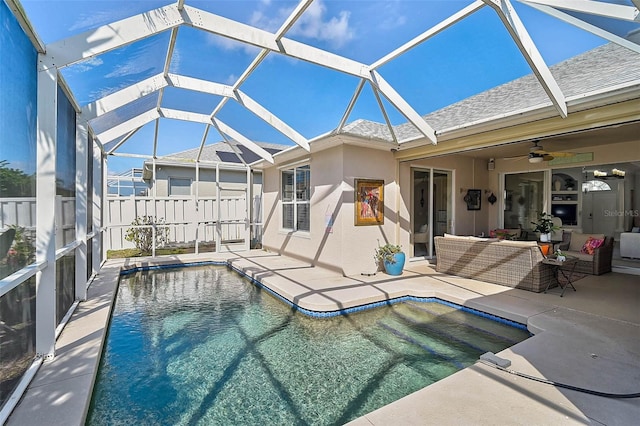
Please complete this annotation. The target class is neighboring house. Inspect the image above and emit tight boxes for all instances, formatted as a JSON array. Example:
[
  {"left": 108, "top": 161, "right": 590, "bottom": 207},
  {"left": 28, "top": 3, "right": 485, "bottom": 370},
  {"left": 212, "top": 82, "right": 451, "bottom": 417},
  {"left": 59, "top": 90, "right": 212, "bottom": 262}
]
[
  {"left": 254, "top": 43, "right": 640, "bottom": 276},
  {"left": 142, "top": 141, "right": 287, "bottom": 197},
  {"left": 106, "top": 141, "right": 288, "bottom": 251}
]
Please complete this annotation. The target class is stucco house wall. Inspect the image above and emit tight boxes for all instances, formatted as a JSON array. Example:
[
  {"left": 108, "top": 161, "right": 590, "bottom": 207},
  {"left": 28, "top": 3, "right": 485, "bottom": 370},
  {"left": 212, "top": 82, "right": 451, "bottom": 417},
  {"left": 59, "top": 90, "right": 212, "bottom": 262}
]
[
  {"left": 398, "top": 155, "right": 490, "bottom": 253},
  {"left": 262, "top": 143, "right": 398, "bottom": 275}
]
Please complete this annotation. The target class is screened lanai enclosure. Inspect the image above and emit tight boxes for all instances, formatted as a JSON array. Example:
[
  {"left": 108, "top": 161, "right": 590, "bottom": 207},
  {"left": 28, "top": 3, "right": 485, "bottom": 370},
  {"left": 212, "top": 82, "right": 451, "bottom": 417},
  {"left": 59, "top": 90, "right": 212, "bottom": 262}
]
[{"left": 1, "top": 0, "right": 639, "bottom": 421}]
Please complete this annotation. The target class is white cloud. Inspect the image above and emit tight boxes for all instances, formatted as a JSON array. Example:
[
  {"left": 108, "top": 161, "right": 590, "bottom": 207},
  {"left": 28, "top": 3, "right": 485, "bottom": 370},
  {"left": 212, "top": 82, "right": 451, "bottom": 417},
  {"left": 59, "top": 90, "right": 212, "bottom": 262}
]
[
  {"left": 196, "top": 1, "right": 355, "bottom": 56},
  {"left": 225, "top": 74, "right": 239, "bottom": 85},
  {"left": 72, "top": 57, "right": 104, "bottom": 72},
  {"left": 69, "top": 11, "right": 123, "bottom": 32},
  {"left": 205, "top": 32, "right": 260, "bottom": 56},
  {"left": 287, "top": 0, "right": 354, "bottom": 49}
]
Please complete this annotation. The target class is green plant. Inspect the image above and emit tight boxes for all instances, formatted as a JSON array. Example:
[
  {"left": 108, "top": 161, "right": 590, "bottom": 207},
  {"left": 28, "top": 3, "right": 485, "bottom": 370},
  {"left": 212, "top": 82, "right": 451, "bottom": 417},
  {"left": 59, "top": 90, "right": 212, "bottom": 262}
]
[
  {"left": 374, "top": 242, "right": 403, "bottom": 265},
  {"left": 531, "top": 212, "right": 559, "bottom": 234},
  {"left": 6, "top": 226, "right": 35, "bottom": 272},
  {"left": 124, "top": 216, "right": 169, "bottom": 255}
]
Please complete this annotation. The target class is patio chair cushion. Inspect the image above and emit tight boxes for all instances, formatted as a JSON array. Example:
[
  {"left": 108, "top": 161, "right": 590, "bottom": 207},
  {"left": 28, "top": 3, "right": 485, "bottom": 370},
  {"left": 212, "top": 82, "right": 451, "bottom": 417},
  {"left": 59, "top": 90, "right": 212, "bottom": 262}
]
[
  {"left": 580, "top": 236, "right": 605, "bottom": 255},
  {"left": 569, "top": 232, "right": 605, "bottom": 252}
]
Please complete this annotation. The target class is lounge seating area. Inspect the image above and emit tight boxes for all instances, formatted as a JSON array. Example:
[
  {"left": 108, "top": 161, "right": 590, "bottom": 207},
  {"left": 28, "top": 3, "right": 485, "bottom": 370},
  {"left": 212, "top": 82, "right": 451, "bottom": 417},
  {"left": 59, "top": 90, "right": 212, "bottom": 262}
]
[
  {"left": 434, "top": 235, "right": 553, "bottom": 292},
  {"left": 434, "top": 230, "right": 615, "bottom": 293},
  {"left": 557, "top": 232, "right": 614, "bottom": 275}
]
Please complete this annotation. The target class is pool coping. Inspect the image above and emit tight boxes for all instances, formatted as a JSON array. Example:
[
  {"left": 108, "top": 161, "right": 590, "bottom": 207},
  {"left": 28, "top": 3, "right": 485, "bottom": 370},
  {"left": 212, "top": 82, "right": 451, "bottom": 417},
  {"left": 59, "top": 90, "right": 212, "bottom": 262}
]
[{"left": 6, "top": 252, "right": 640, "bottom": 425}]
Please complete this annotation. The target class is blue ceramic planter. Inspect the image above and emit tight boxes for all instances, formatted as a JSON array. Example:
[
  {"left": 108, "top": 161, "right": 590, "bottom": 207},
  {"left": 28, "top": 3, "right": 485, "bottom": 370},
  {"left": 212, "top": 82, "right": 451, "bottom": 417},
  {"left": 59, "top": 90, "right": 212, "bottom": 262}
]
[{"left": 384, "top": 252, "right": 405, "bottom": 276}]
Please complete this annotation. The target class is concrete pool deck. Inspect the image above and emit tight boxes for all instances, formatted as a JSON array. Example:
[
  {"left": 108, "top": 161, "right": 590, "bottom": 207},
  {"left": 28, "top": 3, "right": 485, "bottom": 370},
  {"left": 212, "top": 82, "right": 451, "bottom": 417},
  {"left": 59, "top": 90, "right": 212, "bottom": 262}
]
[{"left": 6, "top": 250, "right": 640, "bottom": 425}]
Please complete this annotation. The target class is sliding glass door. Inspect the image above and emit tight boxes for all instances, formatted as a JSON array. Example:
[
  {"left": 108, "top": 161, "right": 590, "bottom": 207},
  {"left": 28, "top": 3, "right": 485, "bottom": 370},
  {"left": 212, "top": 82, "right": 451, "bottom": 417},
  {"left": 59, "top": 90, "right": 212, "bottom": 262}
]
[{"left": 412, "top": 168, "right": 452, "bottom": 258}]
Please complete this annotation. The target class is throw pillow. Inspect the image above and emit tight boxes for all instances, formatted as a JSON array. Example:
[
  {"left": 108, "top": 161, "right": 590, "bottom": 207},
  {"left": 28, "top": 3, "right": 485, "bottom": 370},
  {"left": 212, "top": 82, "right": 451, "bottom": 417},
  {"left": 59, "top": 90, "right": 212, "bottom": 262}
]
[{"left": 581, "top": 237, "right": 604, "bottom": 255}]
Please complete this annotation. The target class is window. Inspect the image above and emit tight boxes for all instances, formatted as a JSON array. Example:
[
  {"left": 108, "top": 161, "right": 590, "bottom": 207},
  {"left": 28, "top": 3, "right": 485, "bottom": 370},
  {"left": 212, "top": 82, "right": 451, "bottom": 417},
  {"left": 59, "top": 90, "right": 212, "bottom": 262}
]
[
  {"left": 169, "top": 177, "right": 191, "bottom": 196},
  {"left": 582, "top": 180, "right": 611, "bottom": 192},
  {"left": 281, "top": 165, "right": 310, "bottom": 232}
]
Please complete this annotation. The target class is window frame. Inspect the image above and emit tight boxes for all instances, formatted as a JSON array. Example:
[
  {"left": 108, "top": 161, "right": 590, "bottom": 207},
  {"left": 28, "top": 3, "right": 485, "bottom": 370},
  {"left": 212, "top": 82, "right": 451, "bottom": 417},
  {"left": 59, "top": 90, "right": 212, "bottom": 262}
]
[
  {"left": 168, "top": 177, "right": 192, "bottom": 197},
  {"left": 281, "top": 164, "right": 310, "bottom": 233}
]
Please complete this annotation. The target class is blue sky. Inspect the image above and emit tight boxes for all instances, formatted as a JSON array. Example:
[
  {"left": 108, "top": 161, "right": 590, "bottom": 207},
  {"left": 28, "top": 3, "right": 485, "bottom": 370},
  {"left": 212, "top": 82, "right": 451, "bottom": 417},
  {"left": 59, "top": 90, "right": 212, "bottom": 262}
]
[{"left": 18, "top": 0, "right": 624, "bottom": 173}]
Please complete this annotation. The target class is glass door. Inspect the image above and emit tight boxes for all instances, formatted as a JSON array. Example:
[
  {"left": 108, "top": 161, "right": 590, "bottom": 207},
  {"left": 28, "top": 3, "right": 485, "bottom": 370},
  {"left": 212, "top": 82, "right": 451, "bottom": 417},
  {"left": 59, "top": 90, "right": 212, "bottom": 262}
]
[{"left": 412, "top": 168, "right": 453, "bottom": 258}]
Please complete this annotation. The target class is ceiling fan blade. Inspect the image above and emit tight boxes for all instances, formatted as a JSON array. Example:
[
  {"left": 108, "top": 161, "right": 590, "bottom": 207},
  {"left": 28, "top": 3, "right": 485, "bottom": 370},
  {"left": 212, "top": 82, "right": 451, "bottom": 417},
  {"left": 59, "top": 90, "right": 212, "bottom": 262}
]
[
  {"left": 543, "top": 154, "right": 554, "bottom": 161},
  {"left": 503, "top": 155, "right": 527, "bottom": 160},
  {"left": 546, "top": 151, "right": 576, "bottom": 158}
]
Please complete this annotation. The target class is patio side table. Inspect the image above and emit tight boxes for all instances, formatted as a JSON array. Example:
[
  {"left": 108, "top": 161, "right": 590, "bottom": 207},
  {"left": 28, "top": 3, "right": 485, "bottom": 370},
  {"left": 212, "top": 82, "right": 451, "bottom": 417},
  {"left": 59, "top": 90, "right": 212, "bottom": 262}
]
[{"left": 542, "top": 256, "right": 579, "bottom": 297}]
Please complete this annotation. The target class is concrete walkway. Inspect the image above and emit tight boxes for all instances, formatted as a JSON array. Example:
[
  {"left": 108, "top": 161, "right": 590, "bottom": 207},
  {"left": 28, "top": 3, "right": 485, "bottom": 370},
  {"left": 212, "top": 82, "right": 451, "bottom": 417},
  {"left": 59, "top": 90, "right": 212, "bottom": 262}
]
[{"left": 7, "top": 251, "right": 640, "bottom": 425}]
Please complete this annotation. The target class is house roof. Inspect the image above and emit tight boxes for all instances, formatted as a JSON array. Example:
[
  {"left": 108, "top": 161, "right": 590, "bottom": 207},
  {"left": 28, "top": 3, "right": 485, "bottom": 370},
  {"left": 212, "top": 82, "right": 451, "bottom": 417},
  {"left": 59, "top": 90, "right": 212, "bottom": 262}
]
[
  {"left": 153, "top": 141, "right": 287, "bottom": 166},
  {"left": 340, "top": 43, "right": 640, "bottom": 143}
]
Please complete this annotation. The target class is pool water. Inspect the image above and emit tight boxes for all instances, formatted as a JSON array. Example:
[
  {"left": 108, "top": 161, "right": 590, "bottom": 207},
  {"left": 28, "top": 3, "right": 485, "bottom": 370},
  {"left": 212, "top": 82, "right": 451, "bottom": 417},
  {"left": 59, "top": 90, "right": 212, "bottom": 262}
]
[{"left": 87, "top": 265, "right": 529, "bottom": 425}]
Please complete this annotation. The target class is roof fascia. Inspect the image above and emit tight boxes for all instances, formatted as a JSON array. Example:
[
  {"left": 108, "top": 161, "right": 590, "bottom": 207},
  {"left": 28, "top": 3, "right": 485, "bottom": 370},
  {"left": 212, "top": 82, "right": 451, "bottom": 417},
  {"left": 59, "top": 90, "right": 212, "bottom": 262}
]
[
  {"left": 522, "top": 2, "right": 640, "bottom": 54},
  {"left": 485, "top": 0, "right": 568, "bottom": 118},
  {"left": 43, "top": 4, "right": 183, "bottom": 70}
]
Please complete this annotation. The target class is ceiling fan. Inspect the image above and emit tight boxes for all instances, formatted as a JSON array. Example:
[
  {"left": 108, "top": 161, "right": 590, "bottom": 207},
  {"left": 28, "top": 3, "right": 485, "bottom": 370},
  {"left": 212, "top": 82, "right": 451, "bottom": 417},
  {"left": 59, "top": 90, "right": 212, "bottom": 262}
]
[{"left": 504, "top": 141, "right": 577, "bottom": 163}]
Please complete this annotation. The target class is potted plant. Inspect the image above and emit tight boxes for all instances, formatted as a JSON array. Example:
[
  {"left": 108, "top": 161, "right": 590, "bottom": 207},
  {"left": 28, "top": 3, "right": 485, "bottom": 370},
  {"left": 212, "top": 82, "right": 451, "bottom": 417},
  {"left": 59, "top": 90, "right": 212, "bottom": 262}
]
[
  {"left": 554, "top": 249, "right": 566, "bottom": 262},
  {"left": 374, "top": 242, "right": 405, "bottom": 276},
  {"left": 531, "top": 212, "right": 559, "bottom": 242}
]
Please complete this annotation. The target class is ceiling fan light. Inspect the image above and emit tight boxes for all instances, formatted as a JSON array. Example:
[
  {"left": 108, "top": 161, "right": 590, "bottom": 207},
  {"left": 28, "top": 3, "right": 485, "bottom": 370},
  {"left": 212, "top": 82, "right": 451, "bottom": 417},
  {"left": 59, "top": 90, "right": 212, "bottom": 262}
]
[{"left": 529, "top": 156, "right": 544, "bottom": 164}]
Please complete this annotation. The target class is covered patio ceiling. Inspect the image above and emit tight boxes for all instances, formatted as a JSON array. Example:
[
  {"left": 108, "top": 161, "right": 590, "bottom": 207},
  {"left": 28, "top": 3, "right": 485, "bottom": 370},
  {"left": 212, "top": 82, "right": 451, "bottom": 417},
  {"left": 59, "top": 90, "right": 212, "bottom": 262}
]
[{"left": 11, "top": 0, "right": 640, "bottom": 167}]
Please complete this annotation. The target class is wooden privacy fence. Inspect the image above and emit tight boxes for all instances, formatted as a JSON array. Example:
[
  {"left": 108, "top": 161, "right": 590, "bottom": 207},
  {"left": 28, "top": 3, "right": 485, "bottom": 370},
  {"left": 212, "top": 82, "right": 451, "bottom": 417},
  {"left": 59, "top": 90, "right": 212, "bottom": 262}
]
[{"left": 106, "top": 195, "right": 256, "bottom": 250}]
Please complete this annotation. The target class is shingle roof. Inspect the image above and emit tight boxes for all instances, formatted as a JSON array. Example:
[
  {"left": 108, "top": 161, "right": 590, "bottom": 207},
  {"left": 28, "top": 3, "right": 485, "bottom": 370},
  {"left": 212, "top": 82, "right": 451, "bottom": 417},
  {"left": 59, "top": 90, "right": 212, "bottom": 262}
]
[
  {"left": 160, "top": 141, "right": 288, "bottom": 164},
  {"left": 341, "top": 43, "right": 640, "bottom": 142}
]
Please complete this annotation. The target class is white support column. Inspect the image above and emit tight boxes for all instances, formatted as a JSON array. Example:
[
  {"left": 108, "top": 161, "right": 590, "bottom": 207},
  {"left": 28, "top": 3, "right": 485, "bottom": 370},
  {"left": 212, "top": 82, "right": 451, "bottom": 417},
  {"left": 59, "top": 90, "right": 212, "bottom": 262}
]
[
  {"left": 92, "top": 141, "right": 102, "bottom": 275},
  {"left": 216, "top": 162, "right": 221, "bottom": 253},
  {"left": 75, "top": 119, "right": 88, "bottom": 301},
  {"left": 152, "top": 158, "right": 157, "bottom": 257},
  {"left": 35, "top": 65, "right": 57, "bottom": 359},
  {"left": 100, "top": 153, "right": 108, "bottom": 266},
  {"left": 245, "top": 166, "right": 251, "bottom": 251},
  {"left": 195, "top": 161, "right": 200, "bottom": 254}
]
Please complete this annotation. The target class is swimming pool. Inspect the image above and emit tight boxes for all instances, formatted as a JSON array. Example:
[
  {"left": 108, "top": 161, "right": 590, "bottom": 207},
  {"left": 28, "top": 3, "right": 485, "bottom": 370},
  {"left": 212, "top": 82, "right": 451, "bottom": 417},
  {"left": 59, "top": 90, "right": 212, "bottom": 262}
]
[{"left": 87, "top": 265, "right": 529, "bottom": 425}]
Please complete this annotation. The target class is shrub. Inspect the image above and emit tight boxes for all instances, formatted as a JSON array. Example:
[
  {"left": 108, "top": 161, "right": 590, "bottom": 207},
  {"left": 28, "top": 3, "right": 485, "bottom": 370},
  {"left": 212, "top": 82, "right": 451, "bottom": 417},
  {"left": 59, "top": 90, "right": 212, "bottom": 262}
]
[{"left": 124, "top": 216, "right": 169, "bottom": 255}]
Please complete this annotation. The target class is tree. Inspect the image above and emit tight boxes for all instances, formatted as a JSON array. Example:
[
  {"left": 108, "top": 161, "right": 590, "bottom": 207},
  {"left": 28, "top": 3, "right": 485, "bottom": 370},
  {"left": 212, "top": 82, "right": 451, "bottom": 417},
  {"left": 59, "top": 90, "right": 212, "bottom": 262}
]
[{"left": 0, "top": 160, "right": 35, "bottom": 197}]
